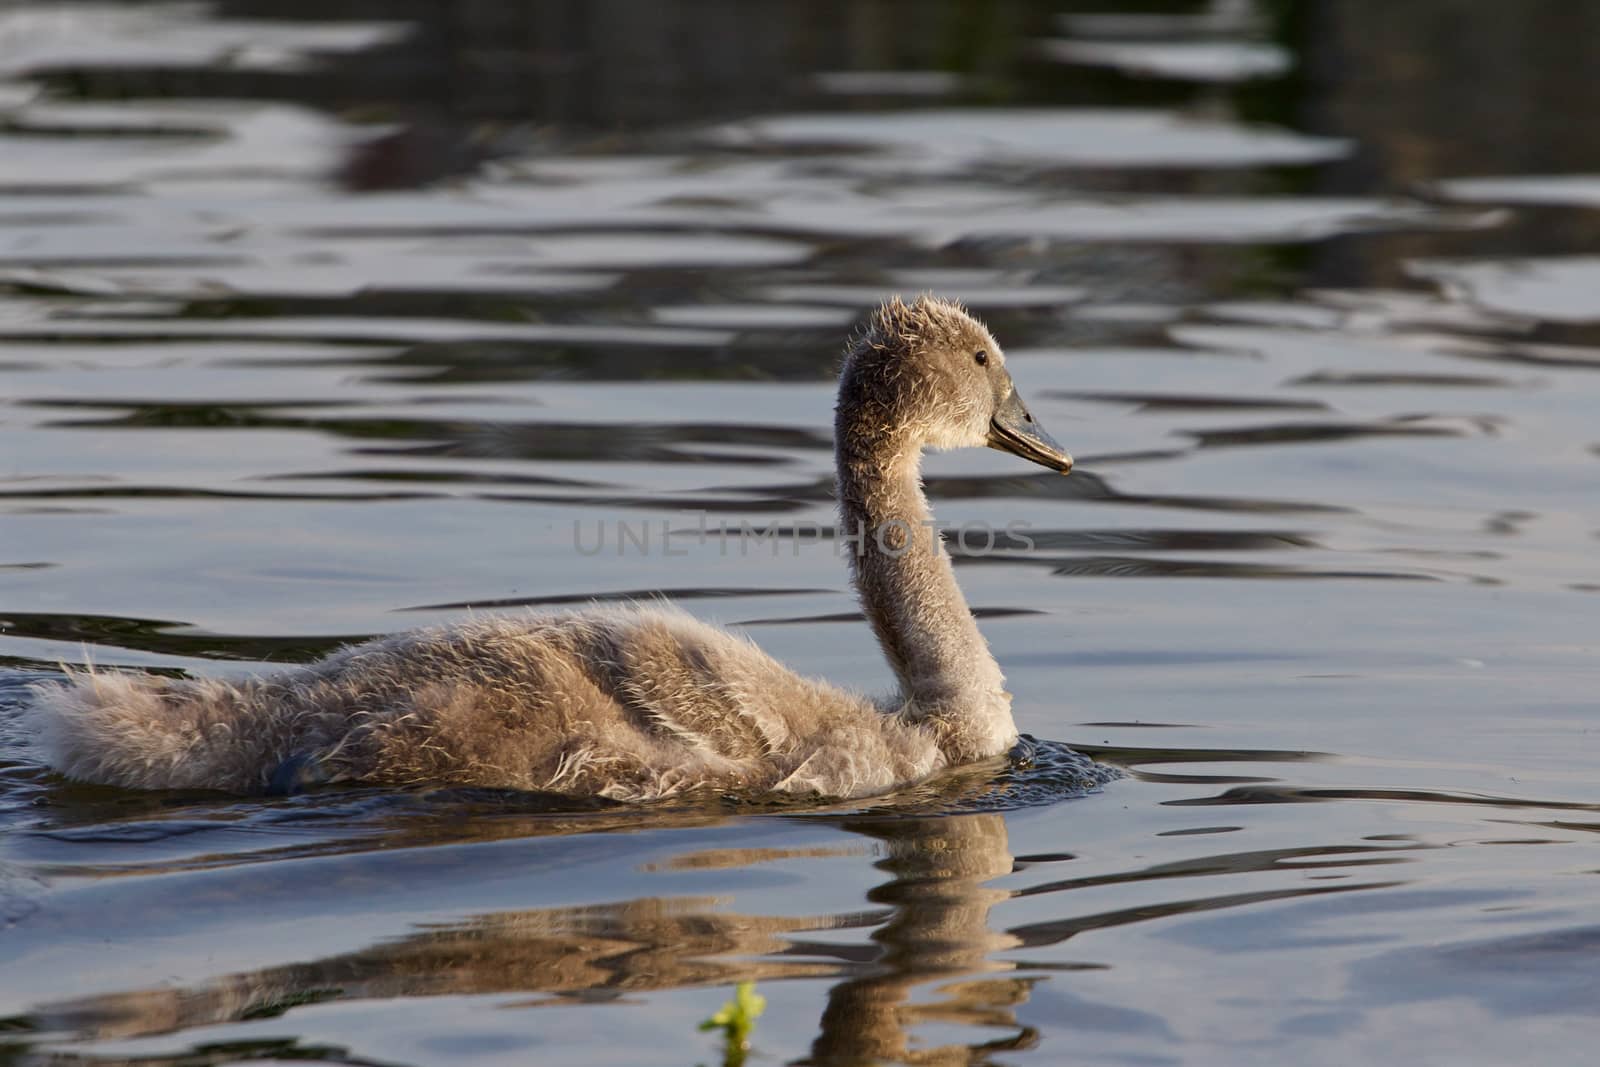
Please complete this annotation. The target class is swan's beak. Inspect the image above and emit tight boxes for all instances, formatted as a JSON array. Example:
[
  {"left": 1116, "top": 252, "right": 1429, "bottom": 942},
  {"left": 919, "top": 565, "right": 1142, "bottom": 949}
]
[{"left": 987, "top": 387, "right": 1072, "bottom": 474}]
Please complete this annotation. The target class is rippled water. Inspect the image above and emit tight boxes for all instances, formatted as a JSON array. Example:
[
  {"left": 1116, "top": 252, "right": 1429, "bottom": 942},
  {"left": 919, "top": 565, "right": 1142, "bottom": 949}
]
[{"left": 3, "top": 1, "right": 1600, "bottom": 1062}]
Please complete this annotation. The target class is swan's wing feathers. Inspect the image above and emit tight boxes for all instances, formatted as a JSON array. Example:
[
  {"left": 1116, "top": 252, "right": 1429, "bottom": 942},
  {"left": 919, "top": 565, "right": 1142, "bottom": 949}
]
[{"left": 598, "top": 612, "right": 777, "bottom": 762}]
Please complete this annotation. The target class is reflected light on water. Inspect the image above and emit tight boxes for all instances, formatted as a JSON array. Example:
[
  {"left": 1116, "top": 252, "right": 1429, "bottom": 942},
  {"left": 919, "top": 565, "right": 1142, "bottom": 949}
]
[{"left": 3, "top": 0, "right": 1600, "bottom": 1063}]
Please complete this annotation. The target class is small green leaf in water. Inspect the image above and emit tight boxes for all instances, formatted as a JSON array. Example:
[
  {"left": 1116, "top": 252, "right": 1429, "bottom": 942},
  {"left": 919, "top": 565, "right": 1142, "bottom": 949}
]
[{"left": 699, "top": 980, "right": 766, "bottom": 1062}]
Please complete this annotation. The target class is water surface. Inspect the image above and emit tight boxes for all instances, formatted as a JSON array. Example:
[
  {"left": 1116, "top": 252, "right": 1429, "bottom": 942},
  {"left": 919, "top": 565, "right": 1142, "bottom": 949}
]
[{"left": 3, "top": 2, "right": 1600, "bottom": 1063}]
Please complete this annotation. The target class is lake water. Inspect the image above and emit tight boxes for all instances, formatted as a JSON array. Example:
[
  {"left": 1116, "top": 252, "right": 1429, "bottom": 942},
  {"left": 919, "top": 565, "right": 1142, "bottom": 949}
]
[{"left": 3, "top": 1, "right": 1600, "bottom": 1063}]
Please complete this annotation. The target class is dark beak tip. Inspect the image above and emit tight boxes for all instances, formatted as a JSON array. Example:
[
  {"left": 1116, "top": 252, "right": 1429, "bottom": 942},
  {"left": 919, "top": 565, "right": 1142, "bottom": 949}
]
[{"left": 987, "top": 391, "right": 1072, "bottom": 474}]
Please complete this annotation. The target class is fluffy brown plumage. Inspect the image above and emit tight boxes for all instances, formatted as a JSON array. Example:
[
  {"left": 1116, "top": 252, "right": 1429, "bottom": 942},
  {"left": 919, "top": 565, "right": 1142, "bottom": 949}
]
[{"left": 25, "top": 296, "right": 1073, "bottom": 801}]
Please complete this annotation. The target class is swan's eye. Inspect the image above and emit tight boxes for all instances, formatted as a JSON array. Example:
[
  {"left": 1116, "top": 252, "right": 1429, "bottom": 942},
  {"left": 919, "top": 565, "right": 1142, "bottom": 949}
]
[{"left": 974, "top": 351, "right": 988, "bottom": 367}]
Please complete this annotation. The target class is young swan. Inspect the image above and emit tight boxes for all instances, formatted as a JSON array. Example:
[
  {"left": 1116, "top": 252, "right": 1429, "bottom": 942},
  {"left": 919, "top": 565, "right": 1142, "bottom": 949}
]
[{"left": 25, "top": 296, "right": 1073, "bottom": 802}]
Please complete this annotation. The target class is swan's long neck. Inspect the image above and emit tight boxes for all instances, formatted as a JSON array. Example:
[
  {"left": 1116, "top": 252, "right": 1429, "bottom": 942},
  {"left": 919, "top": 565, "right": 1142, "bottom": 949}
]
[{"left": 836, "top": 430, "right": 1016, "bottom": 760}]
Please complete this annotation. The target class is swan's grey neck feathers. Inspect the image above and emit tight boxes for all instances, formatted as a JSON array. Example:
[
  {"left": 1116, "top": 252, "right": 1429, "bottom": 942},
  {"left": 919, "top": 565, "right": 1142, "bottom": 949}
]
[{"left": 836, "top": 438, "right": 1010, "bottom": 761}]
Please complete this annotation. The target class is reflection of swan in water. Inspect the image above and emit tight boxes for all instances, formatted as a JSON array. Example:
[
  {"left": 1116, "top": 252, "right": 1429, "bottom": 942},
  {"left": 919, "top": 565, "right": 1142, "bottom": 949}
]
[
  {"left": 26, "top": 297, "right": 1074, "bottom": 801},
  {"left": 811, "top": 814, "right": 1035, "bottom": 1065},
  {"left": 23, "top": 814, "right": 1030, "bottom": 1063}
]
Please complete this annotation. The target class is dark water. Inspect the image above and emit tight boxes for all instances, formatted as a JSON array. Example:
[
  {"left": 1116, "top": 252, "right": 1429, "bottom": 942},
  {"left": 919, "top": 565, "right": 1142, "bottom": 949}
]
[{"left": 3, "top": 1, "right": 1600, "bottom": 1062}]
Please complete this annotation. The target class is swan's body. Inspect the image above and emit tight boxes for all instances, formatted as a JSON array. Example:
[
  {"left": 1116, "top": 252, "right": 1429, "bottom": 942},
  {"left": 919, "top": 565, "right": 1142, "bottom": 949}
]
[
  {"left": 25, "top": 296, "right": 1074, "bottom": 801},
  {"left": 35, "top": 611, "right": 938, "bottom": 800}
]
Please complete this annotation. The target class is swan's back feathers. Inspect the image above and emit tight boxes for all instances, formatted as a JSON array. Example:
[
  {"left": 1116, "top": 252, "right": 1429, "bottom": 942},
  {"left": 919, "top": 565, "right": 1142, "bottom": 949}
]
[{"left": 26, "top": 606, "right": 946, "bottom": 800}]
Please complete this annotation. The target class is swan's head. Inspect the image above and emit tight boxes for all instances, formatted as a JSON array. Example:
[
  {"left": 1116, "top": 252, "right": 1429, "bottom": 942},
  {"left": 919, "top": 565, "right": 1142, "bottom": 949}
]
[{"left": 838, "top": 295, "right": 1072, "bottom": 473}]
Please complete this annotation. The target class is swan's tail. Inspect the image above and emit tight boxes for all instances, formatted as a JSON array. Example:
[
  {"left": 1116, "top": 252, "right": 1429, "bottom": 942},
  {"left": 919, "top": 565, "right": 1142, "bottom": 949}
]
[{"left": 24, "top": 668, "right": 299, "bottom": 793}]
